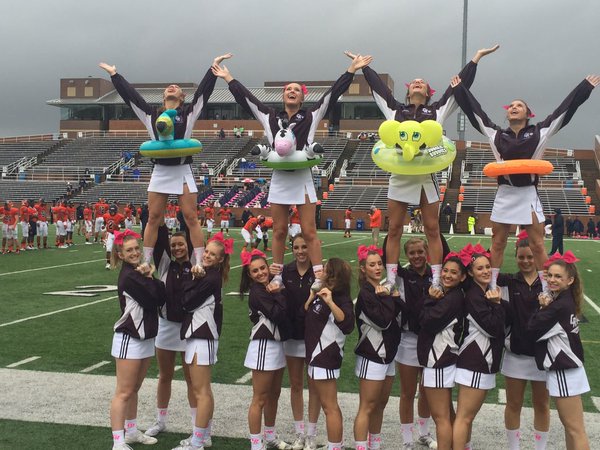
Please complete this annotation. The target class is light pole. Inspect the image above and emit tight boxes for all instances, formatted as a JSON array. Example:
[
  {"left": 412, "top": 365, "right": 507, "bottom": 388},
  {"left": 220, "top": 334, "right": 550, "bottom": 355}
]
[{"left": 458, "top": 0, "right": 468, "bottom": 141}]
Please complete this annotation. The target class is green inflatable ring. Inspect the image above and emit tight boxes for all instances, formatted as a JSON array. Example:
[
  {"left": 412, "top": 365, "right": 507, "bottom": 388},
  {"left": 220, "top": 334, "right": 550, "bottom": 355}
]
[
  {"left": 139, "top": 139, "right": 202, "bottom": 159},
  {"left": 371, "top": 136, "right": 456, "bottom": 175}
]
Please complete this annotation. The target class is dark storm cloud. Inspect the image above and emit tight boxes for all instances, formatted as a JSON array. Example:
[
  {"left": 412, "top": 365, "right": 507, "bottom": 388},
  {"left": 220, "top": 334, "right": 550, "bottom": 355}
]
[{"left": 1, "top": 0, "right": 598, "bottom": 148}]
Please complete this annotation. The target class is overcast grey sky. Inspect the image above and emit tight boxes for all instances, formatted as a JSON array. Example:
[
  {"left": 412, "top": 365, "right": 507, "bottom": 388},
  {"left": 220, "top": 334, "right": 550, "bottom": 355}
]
[{"left": 2, "top": 0, "right": 598, "bottom": 149}]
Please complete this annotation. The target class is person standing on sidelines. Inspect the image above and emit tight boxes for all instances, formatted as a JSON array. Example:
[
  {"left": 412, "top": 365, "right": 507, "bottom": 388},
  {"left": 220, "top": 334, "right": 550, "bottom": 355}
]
[
  {"left": 1, "top": 201, "right": 19, "bottom": 254},
  {"left": 343, "top": 207, "right": 353, "bottom": 238},
  {"left": 34, "top": 198, "right": 49, "bottom": 249},
  {"left": 94, "top": 197, "right": 109, "bottom": 243},
  {"left": 204, "top": 202, "right": 215, "bottom": 239},
  {"left": 83, "top": 203, "right": 93, "bottom": 244},
  {"left": 368, "top": 206, "right": 382, "bottom": 247},
  {"left": 218, "top": 205, "right": 232, "bottom": 235},
  {"left": 19, "top": 200, "right": 30, "bottom": 251},
  {"left": 103, "top": 204, "right": 126, "bottom": 269}
]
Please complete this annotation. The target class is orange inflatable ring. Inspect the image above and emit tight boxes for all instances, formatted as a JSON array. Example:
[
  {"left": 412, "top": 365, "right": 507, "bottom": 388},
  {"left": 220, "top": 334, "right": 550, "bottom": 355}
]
[{"left": 483, "top": 159, "right": 554, "bottom": 178}]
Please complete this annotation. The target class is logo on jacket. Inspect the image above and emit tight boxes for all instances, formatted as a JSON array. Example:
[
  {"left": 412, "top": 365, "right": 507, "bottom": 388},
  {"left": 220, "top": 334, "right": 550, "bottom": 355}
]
[
  {"left": 174, "top": 115, "right": 182, "bottom": 123},
  {"left": 523, "top": 132, "right": 533, "bottom": 138},
  {"left": 570, "top": 314, "right": 580, "bottom": 333}
]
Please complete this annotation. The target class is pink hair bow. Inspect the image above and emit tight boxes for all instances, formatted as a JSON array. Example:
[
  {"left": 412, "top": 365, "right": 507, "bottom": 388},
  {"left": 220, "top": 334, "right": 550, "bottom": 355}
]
[
  {"left": 241, "top": 249, "right": 266, "bottom": 266},
  {"left": 114, "top": 229, "right": 141, "bottom": 245},
  {"left": 444, "top": 251, "right": 471, "bottom": 267},
  {"left": 543, "top": 251, "right": 580, "bottom": 268},
  {"left": 284, "top": 83, "right": 309, "bottom": 96},
  {"left": 357, "top": 244, "right": 383, "bottom": 261},
  {"left": 208, "top": 232, "right": 234, "bottom": 255},
  {"left": 503, "top": 105, "right": 535, "bottom": 118},
  {"left": 405, "top": 82, "right": 436, "bottom": 97},
  {"left": 516, "top": 229, "right": 529, "bottom": 246}
]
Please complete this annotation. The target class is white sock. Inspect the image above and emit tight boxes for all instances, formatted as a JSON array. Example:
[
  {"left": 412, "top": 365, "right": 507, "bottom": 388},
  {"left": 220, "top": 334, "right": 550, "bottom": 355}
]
[
  {"left": 190, "top": 407, "right": 197, "bottom": 427},
  {"left": 112, "top": 430, "right": 125, "bottom": 446},
  {"left": 192, "top": 425, "right": 208, "bottom": 446},
  {"left": 157, "top": 407, "right": 168, "bottom": 424},
  {"left": 417, "top": 416, "right": 431, "bottom": 437},
  {"left": 369, "top": 433, "right": 382, "bottom": 449},
  {"left": 124, "top": 418, "right": 138, "bottom": 435},
  {"left": 401, "top": 423, "right": 413, "bottom": 444},
  {"left": 307, "top": 422, "right": 317, "bottom": 437},
  {"left": 355, "top": 440, "right": 368, "bottom": 450},
  {"left": 465, "top": 442, "right": 473, "bottom": 450},
  {"left": 294, "top": 420, "right": 305, "bottom": 435},
  {"left": 534, "top": 430, "right": 548, "bottom": 450},
  {"left": 491, "top": 267, "right": 500, "bottom": 289},
  {"left": 264, "top": 426, "right": 276, "bottom": 442},
  {"left": 538, "top": 270, "right": 548, "bottom": 291},
  {"left": 506, "top": 428, "right": 520, "bottom": 450},
  {"left": 385, "top": 263, "right": 398, "bottom": 284},
  {"left": 312, "top": 264, "right": 323, "bottom": 275},
  {"left": 143, "top": 247, "right": 154, "bottom": 264},
  {"left": 250, "top": 433, "right": 263, "bottom": 450},
  {"left": 431, "top": 264, "right": 442, "bottom": 286},
  {"left": 328, "top": 442, "right": 343, "bottom": 450},
  {"left": 193, "top": 247, "right": 204, "bottom": 266}
]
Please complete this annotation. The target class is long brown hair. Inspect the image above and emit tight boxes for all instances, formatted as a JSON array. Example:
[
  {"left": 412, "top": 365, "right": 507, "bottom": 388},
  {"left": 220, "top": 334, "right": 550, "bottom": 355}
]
[
  {"left": 239, "top": 255, "right": 268, "bottom": 299},
  {"left": 323, "top": 258, "right": 352, "bottom": 297},
  {"left": 547, "top": 260, "right": 584, "bottom": 315}
]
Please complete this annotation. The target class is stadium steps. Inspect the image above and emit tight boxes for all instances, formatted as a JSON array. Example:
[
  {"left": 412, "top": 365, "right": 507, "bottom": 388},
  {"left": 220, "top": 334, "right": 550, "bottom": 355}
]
[{"left": 333, "top": 139, "right": 360, "bottom": 179}]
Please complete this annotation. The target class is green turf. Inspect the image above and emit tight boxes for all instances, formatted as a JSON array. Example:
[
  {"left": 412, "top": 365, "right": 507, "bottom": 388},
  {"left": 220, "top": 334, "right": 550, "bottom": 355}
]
[{"left": 1, "top": 228, "right": 599, "bottom": 415}]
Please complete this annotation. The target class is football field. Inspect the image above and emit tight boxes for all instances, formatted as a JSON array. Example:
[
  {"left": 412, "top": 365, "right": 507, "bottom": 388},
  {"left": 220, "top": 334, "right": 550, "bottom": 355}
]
[{"left": 1, "top": 228, "right": 599, "bottom": 449}]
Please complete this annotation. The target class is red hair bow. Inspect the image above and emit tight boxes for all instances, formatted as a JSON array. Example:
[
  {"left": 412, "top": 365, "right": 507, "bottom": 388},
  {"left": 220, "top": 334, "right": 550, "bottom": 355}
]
[
  {"left": 444, "top": 251, "right": 471, "bottom": 267},
  {"left": 516, "top": 229, "right": 529, "bottom": 246},
  {"left": 208, "top": 232, "right": 234, "bottom": 255},
  {"left": 543, "top": 251, "right": 580, "bottom": 268},
  {"left": 503, "top": 104, "right": 535, "bottom": 118},
  {"left": 357, "top": 244, "right": 383, "bottom": 261},
  {"left": 114, "top": 229, "right": 141, "bottom": 245},
  {"left": 458, "top": 243, "right": 490, "bottom": 265},
  {"left": 241, "top": 249, "right": 266, "bottom": 266}
]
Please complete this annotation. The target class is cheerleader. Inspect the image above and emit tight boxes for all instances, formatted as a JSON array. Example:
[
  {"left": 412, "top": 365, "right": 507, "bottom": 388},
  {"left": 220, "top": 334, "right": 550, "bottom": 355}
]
[
  {"left": 393, "top": 237, "right": 436, "bottom": 448},
  {"left": 280, "top": 234, "right": 320, "bottom": 450},
  {"left": 174, "top": 232, "right": 232, "bottom": 450},
  {"left": 99, "top": 53, "right": 232, "bottom": 275},
  {"left": 450, "top": 74, "right": 600, "bottom": 292},
  {"left": 418, "top": 253, "right": 467, "bottom": 450},
  {"left": 109, "top": 229, "right": 166, "bottom": 450},
  {"left": 304, "top": 258, "right": 354, "bottom": 450},
  {"left": 353, "top": 245, "right": 402, "bottom": 450},
  {"left": 240, "top": 250, "right": 292, "bottom": 450},
  {"left": 345, "top": 45, "right": 499, "bottom": 291},
  {"left": 529, "top": 252, "right": 590, "bottom": 450},
  {"left": 453, "top": 244, "right": 505, "bottom": 450},
  {"left": 497, "top": 232, "right": 550, "bottom": 450},
  {"left": 212, "top": 53, "right": 372, "bottom": 291}
]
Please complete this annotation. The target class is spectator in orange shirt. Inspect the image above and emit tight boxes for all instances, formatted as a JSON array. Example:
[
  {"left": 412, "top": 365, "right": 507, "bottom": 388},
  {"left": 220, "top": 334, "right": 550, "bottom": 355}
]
[{"left": 368, "top": 206, "right": 382, "bottom": 246}]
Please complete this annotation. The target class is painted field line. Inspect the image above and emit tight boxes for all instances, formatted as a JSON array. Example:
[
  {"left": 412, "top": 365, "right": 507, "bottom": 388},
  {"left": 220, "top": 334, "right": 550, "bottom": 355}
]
[
  {"left": 582, "top": 340, "right": 600, "bottom": 344},
  {"left": 0, "top": 295, "right": 118, "bottom": 328},
  {"left": 592, "top": 397, "right": 600, "bottom": 412},
  {"left": 584, "top": 294, "right": 600, "bottom": 316},
  {"left": 0, "top": 259, "right": 105, "bottom": 277},
  {"left": 6, "top": 356, "right": 41, "bottom": 368},
  {"left": 236, "top": 371, "right": 253, "bottom": 384},
  {"left": 174, "top": 365, "right": 182, "bottom": 372},
  {"left": 497, "top": 389, "right": 506, "bottom": 404},
  {"left": 80, "top": 361, "right": 111, "bottom": 373}
]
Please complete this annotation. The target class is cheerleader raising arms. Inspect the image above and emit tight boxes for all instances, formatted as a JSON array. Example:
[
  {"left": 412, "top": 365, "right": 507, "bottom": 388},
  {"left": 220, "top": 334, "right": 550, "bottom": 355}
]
[
  {"left": 450, "top": 74, "right": 600, "bottom": 292},
  {"left": 99, "top": 53, "right": 232, "bottom": 275},
  {"left": 345, "top": 45, "right": 499, "bottom": 291},
  {"left": 212, "top": 53, "right": 372, "bottom": 291}
]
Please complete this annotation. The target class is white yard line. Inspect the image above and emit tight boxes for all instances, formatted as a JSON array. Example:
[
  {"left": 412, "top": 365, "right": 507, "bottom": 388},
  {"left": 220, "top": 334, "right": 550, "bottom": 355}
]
[
  {"left": 0, "top": 259, "right": 105, "bottom": 277},
  {"left": 584, "top": 294, "right": 600, "bottom": 316},
  {"left": 6, "top": 356, "right": 41, "bottom": 368},
  {"left": 592, "top": 397, "right": 600, "bottom": 412},
  {"left": 0, "top": 296, "right": 118, "bottom": 328},
  {"left": 497, "top": 389, "right": 506, "bottom": 404},
  {"left": 235, "top": 371, "right": 253, "bottom": 384},
  {"left": 80, "top": 361, "right": 111, "bottom": 373}
]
